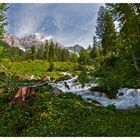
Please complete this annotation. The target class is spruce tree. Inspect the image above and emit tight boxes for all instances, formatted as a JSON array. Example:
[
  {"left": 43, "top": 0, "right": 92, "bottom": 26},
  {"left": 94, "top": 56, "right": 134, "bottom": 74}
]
[
  {"left": 48, "top": 41, "right": 54, "bottom": 61},
  {"left": 30, "top": 45, "right": 37, "bottom": 60},
  {"left": 106, "top": 3, "right": 140, "bottom": 72},
  {"left": 96, "top": 6, "right": 116, "bottom": 57},
  {"left": 78, "top": 48, "right": 90, "bottom": 65},
  {"left": 0, "top": 3, "right": 8, "bottom": 40},
  {"left": 70, "top": 53, "right": 78, "bottom": 63},
  {"left": 38, "top": 45, "right": 44, "bottom": 59},
  {"left": 44, "top": 40, "right": 49, "bottom": 60}
]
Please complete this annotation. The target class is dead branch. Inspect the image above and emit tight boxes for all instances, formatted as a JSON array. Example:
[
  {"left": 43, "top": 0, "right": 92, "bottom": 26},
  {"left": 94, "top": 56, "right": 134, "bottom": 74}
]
[
  {"left": 0, "top": 63, "right": 12, "bottom": 75},
  {"left": 31, "top": 81, "right": 49, "bottom": 88},
  {"left": 0, "top": 76, "right": 18, "bottom": 89}
]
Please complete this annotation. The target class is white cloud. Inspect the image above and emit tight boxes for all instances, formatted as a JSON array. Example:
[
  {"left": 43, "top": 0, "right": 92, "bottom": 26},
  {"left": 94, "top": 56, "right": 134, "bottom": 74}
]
[
  {"left": 7, "top": 3, "right": 104, "bottom": 48},
  {"left": 50, "top": 4, "right": 103, "bottom": 47},
  {"left": 8, "top": 4, "right": 49, "bottom": 37}
]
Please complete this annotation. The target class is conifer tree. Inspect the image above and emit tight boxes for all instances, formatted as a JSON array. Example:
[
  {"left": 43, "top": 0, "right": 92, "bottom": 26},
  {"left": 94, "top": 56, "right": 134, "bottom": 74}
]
[
  {"left": 30, "top": 45, "right": 37, "bottom": 60},
  {"left": 0, "top": 3, "right": 8, "bottom": 40},
  {"left": 96, "top": 6, "right": 116, "bottom": 57},
  {"left": 48, "top": 41, "right": 54, "bottom": 61},
  {"left": 106, "top": 3, "right": 140, "bottom": 72},
  {"left": 44, "top": 40, "right": 49, "bottom": 60},
  {"left": 38, "top": 45, "right": 44, "bottom": 59},
  {"left": 78, "top": 48, "right": 90, "bottom": 65}
]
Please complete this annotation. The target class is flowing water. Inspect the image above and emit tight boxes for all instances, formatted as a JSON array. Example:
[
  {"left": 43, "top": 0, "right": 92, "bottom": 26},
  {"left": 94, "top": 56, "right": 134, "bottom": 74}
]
[{"left": 51, "top": 76, "right": 140, "bottom": 109}]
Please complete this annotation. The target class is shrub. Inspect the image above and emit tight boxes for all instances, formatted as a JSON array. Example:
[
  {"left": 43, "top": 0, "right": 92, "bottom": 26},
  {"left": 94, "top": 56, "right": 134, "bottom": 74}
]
[
  {"left": 48, "top": 60, "right": 54, "bottom": 71},
  {"left": 78, "top": 67, "right": 89, "bottom": 87}
]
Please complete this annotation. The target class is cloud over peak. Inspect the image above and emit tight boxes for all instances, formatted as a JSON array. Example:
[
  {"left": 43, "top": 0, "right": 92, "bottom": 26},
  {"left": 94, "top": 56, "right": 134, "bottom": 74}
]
[{"left": 7, "top": 3, "right": 103, "bottom": 47}]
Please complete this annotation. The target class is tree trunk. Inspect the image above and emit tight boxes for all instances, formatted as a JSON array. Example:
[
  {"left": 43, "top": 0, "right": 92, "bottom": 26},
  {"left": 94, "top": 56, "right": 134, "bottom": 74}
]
[{"left": 131, "top": 49, "right": 140, "bottom": 72}]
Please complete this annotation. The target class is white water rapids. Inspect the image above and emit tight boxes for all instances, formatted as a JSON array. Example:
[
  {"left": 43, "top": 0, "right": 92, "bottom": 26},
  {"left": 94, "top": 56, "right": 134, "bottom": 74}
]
[{"left": 50, "top": 76, "right": 140, "bottom": 109}]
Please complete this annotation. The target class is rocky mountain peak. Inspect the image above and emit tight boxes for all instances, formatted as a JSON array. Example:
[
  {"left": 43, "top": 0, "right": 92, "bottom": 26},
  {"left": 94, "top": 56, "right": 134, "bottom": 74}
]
[
  {"left": 3, "top": 33, "right": 82, "bottom": 54},
  {"left": 3, "top": 33, "right": 62, "bottom": 51},
  {"left": 67, "top": 44, "right": 84, "bottom": 53}
]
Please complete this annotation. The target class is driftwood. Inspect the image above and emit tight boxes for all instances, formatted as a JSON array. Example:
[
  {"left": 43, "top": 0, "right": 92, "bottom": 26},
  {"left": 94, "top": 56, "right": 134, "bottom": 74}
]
[
  {"left": 31, "top": 81, "right": 49, "bottom": 88},
  {"left": 0, "top": 75, "right": 49, "bottom": 88}
]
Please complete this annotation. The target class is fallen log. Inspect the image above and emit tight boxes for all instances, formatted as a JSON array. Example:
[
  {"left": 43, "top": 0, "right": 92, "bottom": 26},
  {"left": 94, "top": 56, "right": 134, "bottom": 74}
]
[
  {"left": 0, "top": 75, "right": 50, "bottom": 97},
  {"left": 0, "top": 64, "right": 51, "bottom": 102},
  {"left": 31, "top": 81, "right": 49, "bottom": 88}
]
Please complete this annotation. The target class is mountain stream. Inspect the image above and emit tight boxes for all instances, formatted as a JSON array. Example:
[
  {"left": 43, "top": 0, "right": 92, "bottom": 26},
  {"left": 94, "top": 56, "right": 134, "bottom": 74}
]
[{"left": 50, "top": 75, "right": 140, "bottom": 109}]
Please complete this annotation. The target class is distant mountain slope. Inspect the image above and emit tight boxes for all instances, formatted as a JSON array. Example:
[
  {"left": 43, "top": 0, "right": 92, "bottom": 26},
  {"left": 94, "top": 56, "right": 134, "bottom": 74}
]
[
  {"left": 3, "top": 33, "right": 83, "bottom": 54},
  {"left": 3, "top": 33, "right": 64, "bottom": 51},
  {"left": 67, "top": 44, "right": 84, "bottom": 53},
  {"left": 0, "top": 41, "right": 25, "bottom": 59}
]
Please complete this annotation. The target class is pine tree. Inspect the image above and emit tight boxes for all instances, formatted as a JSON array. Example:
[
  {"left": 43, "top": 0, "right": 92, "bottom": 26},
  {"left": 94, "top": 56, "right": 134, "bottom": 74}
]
[
  {"left": 90, "top": 47, "right": 97, "bottom": 59},
  {"left": 30, "top": 45, "right": 37, "bottom": 60},
  {"left": 87, "top": 45, "right": 92, "bottom": 51},
  {"left": 57, "top": 47, "right": 62, "bottom": 61},
  {"left": 96, "top": 6, "right": 116, "bottom": 57},
  {"left": 70, "top": 53, "right": 78, "bottom": 63},
  {"left": 54, "top": 43, "right": 59, "bottom": 61},
  {"left": 48, "top": 41, "right": 54, "bottom": 61},
  {"left": 90, "top": 36, "right": 97, "bottom": 59},
  {"left": 93, "top": 36, "right": 97, "bottom": 48},
  {"left": 78, "top": 48, "right": 90, "bottom": 65},
  {"left": 106, "top": 3, "right": 140, "bottom": 72},
  {"left": 37, "top": 45, "right": 44, "bottom": 59},
  {"left": 61, "top": 49, "right": 66, "bottom": 61},
  {"left": 0, "top": 4, "right": 8, "bottom": 40},
  {"left": 48, "top": 59, "right": 54, "bottom": 71},
  {"left": 44, "top": 40, "right": 49, "bottom": 60}
]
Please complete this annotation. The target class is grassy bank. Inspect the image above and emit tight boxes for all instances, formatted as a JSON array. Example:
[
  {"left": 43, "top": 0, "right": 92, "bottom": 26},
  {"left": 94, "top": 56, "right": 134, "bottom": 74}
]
[
  {"left": 0, "top": 60, "right": 79, "bottom": 79},
  {"left": 1, "top": 59, "right": 140, "bottom": 137},
  {"left": 1, "top": 91, "right": 140, "bottom": 136}
]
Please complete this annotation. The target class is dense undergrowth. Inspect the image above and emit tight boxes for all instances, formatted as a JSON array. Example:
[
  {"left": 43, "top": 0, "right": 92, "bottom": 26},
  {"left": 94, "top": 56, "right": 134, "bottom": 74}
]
[
  {"left": 1, "top": 90, "right": 140, "bottom": 136},
  {"left": 90, "top": 54, "right": 140, "bottom": 98}
]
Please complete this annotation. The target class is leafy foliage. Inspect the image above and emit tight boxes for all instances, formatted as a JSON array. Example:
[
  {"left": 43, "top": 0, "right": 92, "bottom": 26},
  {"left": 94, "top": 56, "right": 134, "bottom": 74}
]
[
  {"left": 1, "top": 91, "right": 140, "bottom": 136},
  {"left": 48, "top": 59, "right": 54, "bottom": 72}
]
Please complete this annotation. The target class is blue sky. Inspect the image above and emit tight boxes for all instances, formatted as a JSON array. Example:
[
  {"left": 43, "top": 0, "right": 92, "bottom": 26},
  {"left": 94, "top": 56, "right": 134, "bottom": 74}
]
[{"left": 6, "top": 3, "right": 104, "bottom": 47}]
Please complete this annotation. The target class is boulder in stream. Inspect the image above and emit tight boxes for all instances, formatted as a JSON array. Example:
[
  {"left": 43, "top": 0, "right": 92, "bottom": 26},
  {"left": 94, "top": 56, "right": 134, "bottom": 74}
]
[{"left": 117, "top": 88, "right": 138, "bottom": 97}]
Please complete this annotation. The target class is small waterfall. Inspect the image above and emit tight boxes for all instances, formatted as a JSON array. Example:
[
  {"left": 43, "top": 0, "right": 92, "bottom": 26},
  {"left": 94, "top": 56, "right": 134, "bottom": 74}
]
[{"left": 51, "top": 76, "right": 140, "bottom": 109}]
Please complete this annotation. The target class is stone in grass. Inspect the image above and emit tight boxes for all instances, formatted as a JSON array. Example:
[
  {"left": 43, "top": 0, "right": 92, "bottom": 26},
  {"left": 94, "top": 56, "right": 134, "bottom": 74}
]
[
  {"left": 14, "top": 86, "right": 37, "bottom": 102},
  {"left": 41, "top": 75, "right": 51, "bottom": 81},
  {"left": 49, "top": 87, "right": 62, "bottom": 97}
]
